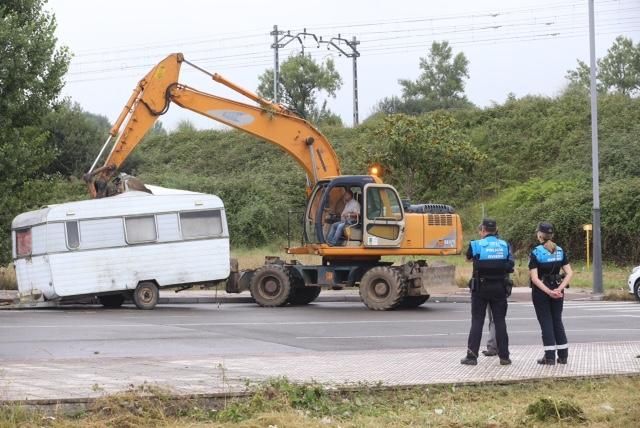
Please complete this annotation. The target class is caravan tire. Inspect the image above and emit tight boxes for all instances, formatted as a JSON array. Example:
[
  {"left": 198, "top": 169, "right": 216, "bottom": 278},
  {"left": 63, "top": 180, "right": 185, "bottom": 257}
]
[
  {"left": 98, "top": 294, "right": 125, "bottom": 308},
  {"left": 133, "top": 282, "right": 159, "bottom": 310}
]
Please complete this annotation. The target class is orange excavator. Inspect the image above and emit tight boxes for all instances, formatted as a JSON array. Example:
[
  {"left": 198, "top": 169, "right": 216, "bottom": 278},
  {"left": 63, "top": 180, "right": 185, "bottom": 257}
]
[{"left": 84, "top": 53, "right": 463, "bottom": 310}]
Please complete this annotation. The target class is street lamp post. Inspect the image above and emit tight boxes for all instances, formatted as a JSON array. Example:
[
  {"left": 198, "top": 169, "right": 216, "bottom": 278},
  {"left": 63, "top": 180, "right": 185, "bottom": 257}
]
[{"left": 588, "top": 0, "right": 603, "bottom": 294}]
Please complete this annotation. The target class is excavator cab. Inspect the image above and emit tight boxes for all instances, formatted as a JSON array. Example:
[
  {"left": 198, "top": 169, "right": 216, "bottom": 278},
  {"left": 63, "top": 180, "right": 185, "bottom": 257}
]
[{"left": 303, "top": 176, "right": 406, "bottom": 248}]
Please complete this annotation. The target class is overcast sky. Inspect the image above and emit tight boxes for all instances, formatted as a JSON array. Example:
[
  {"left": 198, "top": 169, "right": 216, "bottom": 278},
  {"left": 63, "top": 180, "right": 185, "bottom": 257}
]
[{"left": 48, "top": 0, "right": 639, "bottom": 130}]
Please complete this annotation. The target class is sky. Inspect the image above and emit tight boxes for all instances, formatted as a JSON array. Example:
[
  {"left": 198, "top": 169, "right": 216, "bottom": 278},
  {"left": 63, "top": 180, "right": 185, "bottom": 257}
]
[{"left": 47, "top": 0, "right": 639, "bottom": 130}]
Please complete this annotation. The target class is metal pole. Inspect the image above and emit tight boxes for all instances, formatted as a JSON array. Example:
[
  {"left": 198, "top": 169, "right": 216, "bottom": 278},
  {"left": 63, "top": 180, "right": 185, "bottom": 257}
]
[
  {"left": 352, "top": 36, "right": 360, "bottom": 126},
  {"left": 272, "top": 25, "right": 280, "bottom": 103},
  {"left": 588, "top": 0, "right": 603, "bottom": 294}
]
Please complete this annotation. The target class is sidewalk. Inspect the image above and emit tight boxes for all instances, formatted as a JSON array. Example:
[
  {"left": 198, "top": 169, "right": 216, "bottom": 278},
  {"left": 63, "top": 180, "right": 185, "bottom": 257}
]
[{"left": 1, "top": 341, "right": 639, "bottom": 403}]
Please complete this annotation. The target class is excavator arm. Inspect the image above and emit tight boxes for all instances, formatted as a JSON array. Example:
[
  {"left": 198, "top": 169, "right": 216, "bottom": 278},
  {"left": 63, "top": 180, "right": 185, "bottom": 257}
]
[{"left": 84, "top": 53, "right": 341, "bottom": 197}]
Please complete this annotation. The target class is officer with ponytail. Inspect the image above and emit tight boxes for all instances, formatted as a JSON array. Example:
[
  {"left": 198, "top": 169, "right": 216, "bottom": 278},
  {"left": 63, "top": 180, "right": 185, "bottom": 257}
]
[
  {"left": 529, "top": 222, "right": 574, "bottom": 365},
  {"left": 461, "top": 219, "right": 514, "bottom": 366}
]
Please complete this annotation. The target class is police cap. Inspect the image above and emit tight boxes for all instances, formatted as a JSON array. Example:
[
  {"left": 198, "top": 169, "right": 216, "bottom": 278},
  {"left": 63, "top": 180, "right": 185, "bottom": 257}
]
[
  {"left": 479, "top": 218, "right": 497, "bottom": 232},
  {"left": 537, "top": 222, "right": 554, "bottom": 234}
]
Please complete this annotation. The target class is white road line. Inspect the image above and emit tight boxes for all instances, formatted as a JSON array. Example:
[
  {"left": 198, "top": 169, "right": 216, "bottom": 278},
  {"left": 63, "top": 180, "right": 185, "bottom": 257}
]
[
  {"left": 296, "top": 328, "right": 640, "bottom": 340},
  {"left": 1, "top": 314, "right": 639, "bottom": 329},
  {"left": 564, "top": 302, "right": 640, "bottom": 308}
]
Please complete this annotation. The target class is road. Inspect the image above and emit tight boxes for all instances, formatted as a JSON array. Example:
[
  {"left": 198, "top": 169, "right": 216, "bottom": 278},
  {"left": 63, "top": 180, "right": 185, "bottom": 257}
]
[{"left": 2, "top": 300, "right": 639, "bottom": 361}]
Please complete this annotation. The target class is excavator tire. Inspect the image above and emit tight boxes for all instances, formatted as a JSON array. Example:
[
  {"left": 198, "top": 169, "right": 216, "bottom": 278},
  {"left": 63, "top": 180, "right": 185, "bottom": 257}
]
[
  {"left": 288, "top": 286, "right": 322, "bottom": 305},
  {"left": 359, "top": 266, "right": 407, "bottom": 311},
  {"left": 249, "top": 266, "right": 292, "bottom": 307},
  {"left": 398, "top": 295, "right": 430, "bottom": 308}
]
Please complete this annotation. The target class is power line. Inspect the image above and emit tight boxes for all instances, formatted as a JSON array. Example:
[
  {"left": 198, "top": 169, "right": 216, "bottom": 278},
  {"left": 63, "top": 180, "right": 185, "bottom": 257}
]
[
  {"left": 67, "top": 12, "right": 639, "bottom": 78},
  {"left": 65, "top": 25, "right": 638, "bottom": 85},
  {"left": 68, "top": 0, "right": 634, "bottom": 60}
]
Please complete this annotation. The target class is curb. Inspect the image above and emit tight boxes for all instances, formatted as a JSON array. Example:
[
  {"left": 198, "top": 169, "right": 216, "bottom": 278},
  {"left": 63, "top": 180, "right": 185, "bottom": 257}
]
[
  {"left": 0, "top": 290, "right": 606, "bottom": 308},
  {"left": 158, "top": 294, "right": 365, "bottom": 304}
]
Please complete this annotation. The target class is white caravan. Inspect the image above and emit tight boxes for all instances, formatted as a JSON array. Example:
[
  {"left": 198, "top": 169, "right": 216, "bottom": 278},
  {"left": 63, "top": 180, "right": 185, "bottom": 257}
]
[{"left": 11, "top": 186, "right": 230, "bottom": 309}]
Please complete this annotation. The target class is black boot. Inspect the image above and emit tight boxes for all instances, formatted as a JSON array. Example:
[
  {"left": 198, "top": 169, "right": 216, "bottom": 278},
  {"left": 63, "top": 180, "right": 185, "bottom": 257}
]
[
  {"left": 557, "top": 357, "right": 568, "bottom": 364},
  {"left": 537, "top": 357, "right": 556, "bottom": 365},
  {"left": 460, "top": 353, "right": 478, "bottom": 365}
]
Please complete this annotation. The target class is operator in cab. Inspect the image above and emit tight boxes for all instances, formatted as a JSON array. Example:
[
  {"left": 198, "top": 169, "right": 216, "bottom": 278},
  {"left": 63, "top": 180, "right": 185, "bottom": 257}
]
[
  {"left": 326, "top": 189, "right": 360, "bottom": 246},
  {"left": 461, "top": 218, "right": 514, "bottom": 366}
]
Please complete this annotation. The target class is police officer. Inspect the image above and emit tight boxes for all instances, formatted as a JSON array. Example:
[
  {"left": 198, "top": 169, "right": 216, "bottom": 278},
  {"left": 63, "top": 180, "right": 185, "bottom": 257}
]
[
  {"left": 529, "top": 222, "right": 574, "bottom": 365},
  {"left": 461, "top": 219, "right": 514, "bottom": 366}
]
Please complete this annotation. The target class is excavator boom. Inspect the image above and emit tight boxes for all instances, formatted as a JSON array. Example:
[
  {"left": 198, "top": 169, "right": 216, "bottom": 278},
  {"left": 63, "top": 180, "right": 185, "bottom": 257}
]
[{"left": 85, "top": 53, "right": 341, "bottom": 196}]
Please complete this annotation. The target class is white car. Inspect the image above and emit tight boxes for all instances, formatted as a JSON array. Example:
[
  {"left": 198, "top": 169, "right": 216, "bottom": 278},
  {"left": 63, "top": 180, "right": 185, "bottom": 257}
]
[{"left": 629, "top": 266, "right": 640, "bottom": 301}]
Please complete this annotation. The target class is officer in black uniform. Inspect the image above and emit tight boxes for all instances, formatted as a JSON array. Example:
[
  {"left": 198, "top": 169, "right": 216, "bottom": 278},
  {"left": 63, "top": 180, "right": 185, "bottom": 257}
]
[
  {"left": 461, "top": 219, "right": 514, "bottom": 366},
  {"left": 529, "top": 222, "right": 574, "bottom": 365}
]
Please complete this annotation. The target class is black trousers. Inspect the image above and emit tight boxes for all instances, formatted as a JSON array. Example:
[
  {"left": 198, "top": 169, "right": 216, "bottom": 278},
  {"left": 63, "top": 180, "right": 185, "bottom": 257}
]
[
  {"left": 532, "top": 287, "right": 568, "bottom": 359},
  {"left": 467, "top": 282, "right": 509, "bottom": 359}
]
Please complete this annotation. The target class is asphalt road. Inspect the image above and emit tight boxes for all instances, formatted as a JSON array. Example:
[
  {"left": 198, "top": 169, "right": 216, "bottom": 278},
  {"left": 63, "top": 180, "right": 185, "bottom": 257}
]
[{"left": 1, "top": 301, "right": 639, "bottom": 361}]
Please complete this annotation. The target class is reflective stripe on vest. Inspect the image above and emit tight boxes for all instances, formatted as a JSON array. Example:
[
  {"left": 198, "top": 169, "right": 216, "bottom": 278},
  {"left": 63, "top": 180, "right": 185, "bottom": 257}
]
[
  {"left": 532, "top": 244, "right": 564, "bottom": 264},
  {"left": 470, "top": 236, "right": 509, "bottom": 261}
]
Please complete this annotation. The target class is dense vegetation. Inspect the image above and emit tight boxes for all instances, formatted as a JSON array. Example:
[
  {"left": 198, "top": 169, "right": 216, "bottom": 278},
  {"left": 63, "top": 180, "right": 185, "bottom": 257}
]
[
  {"left": 129, "top": 88, "right": 640, "bottom": 262},
  {"left": 1, "top": 0, "right": 638, "bottom": 264}
]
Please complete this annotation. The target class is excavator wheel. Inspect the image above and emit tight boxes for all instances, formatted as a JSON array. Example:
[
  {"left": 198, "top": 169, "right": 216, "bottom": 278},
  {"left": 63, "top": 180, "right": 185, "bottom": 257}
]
[
  {"left": 288, "top": 286, "right": 322, "bottom": 305},
  {"left": 286, "top": 269, "right": 321, "bottom": 305},
  {"left": 249, "top": 266, "right": 292, "bottom": 307},
  {"left": 399, "top": 295, "right": 430, "bottom": 308},
  {"left": 359, "top": 266, "right": 407, "bottom": 311}
]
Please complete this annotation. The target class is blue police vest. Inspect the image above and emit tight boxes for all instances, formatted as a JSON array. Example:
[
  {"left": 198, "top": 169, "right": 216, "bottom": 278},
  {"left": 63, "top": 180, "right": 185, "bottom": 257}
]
[
  {"left": 532, "top": 244, "right": 564, "bottom": 264},
  {"left": 471, "top": 236, "right": 510, "bottom": 261}
]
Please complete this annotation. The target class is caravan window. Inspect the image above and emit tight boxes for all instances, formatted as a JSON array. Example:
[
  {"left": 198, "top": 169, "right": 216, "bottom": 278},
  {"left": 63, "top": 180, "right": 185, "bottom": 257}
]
[
  {"left": 180, "top": 210, "right": 223, "bottom": 239},
  {"left": 65, "top": 221, "right": 80, "bottom": 249},
  {"left": 16, "top": 229, "right": 32, "bottom": 257},
  {"left": 124, "top": 216, "right": 157, "bottom": 244}
]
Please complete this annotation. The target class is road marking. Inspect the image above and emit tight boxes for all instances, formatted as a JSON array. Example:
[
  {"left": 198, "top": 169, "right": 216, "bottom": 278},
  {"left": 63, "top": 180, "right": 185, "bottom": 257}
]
[
  {"left": 296, "top": 328, "right": 640, "bottom": 340},
  {"left": 1, "top": 314, "right": 639, "bottom": 329}
]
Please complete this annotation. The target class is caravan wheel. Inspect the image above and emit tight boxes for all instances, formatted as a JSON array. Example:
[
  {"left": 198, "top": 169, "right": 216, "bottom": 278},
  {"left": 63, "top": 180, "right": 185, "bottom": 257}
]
[{"left": 133, "top": 282, "right": 159, "bottom": 310}]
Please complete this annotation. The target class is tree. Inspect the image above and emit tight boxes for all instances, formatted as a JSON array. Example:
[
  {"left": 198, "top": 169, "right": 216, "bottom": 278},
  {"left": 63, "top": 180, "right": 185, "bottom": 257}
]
[
  {"left": 398, "top": 41, "right": 471, "bottom": 110},
  {"left": 363, "top": 112, "right": 485, "bottom": 204},
  {"left": 257, "top": 54, "right": 342, "bottom": 121},
  {"left": 43, "top": 101, "right": 111, "bottom": 177},
  {"left": 565, "top": 60, "right": 593, "bottom": 90},
  {"left": 566, "top": 36, "right": 639, "bottom": 96},
  {"left": 599, "top": 36, "right": 640, "bottom": 96},
  {"left": 0, "top": 0, "right": 70, "bottom": 263}
]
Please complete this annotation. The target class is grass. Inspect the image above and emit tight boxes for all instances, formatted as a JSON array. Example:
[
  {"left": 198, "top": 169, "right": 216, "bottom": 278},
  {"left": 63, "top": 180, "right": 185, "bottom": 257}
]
[{"left": 1, "top": 376, "right": 639, "bottom": 427}]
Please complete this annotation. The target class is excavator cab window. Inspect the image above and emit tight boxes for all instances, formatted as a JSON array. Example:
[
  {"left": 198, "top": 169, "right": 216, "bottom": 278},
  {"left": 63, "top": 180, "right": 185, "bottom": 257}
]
[
  {"left": 305, "top": 182, "right": 327, "bottom": 244},
  {"left": 304, "top": 181, "right": 364, "bottom": 245},
  {"left": 366, "top": 187, "right": 402, "bottom": 220},
  {"left": 363, "top": 184, "right": 405, "bottom": 247}
]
